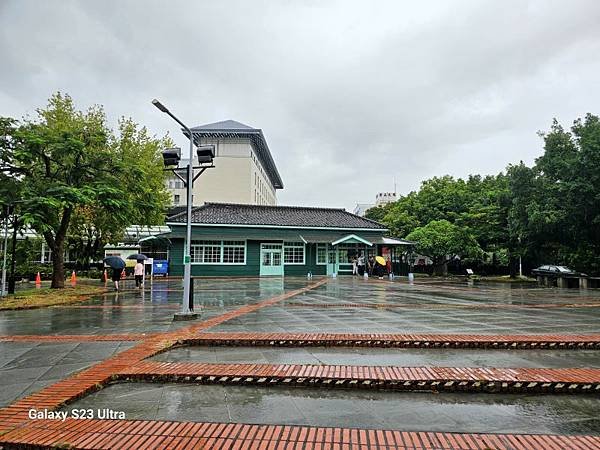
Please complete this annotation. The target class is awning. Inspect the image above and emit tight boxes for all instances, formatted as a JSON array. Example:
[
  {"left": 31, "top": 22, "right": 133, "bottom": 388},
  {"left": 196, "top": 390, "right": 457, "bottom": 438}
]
[{"left": 331, "top": 234, "right": 374, "bottom": 246}]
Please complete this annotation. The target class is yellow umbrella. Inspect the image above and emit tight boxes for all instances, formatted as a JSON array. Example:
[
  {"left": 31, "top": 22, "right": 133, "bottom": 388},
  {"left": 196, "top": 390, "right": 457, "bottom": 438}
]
[{"left": 375, "top": 256, "right": 386, "bottom": 266}]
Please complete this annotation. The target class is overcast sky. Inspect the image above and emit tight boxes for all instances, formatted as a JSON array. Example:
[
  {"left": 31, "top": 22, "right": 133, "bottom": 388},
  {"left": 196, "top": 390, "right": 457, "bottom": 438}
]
[{"left": 1, "top": 0, "right": 599, "bottom": 211}]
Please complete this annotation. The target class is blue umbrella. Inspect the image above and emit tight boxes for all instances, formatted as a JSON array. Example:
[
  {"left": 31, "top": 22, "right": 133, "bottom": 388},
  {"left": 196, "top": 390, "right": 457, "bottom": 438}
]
[{"left": 103, "top": 256, "right": 126, "bottom": 269}]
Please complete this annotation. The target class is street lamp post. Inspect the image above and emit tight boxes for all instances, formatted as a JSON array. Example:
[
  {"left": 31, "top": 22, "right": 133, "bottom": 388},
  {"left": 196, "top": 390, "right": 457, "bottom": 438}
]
[
  {"left": 152, "top": 99, "right": 214, "bottom": 320},
  {"left": 1, "top": 206, "right": 8, "bottom": 297}
]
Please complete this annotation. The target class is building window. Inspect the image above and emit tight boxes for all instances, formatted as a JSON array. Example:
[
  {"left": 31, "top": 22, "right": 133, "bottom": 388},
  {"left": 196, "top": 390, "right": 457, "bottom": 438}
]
[
  {"left": 316, "top": 244, "right": 327, "bottom": 265},
  {"left": 191, "top": 240, "right": 222, "bottom": 263},
  {"left": 223, "top": 241, "right": 245, "bottom": 263},
  {"left": 284, "top": 242, "right": 305, "bottom": 264},
  {"left": 190, "top": 240, "right": 246, "bottom": 264},
  {"left": 173, "top": 194, "right": 180, "bottom": 204}
]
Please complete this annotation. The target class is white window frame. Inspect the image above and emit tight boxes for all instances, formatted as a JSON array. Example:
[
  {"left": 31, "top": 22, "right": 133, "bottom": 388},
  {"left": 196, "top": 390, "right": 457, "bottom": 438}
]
[
  {"left": 189, "top": 240, "right": 247, "bottom": 265},
  {"left": 222, "top": 240, "right": 247, "bottom": 265},
  {"left": 283, "top": 241, "right": 305, "bottom": 265},
  {"left": 316, "top": 243, "right": 327, "bottom": 265}
]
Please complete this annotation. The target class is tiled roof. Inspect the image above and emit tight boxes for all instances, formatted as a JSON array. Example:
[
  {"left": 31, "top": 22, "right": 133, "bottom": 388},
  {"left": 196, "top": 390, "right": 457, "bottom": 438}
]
[
  {"left": 192, "top": 120, "right": 254, "bottom": 131},
  {"left": 167, "top": 203, "right": 387, "bottom": 229}
]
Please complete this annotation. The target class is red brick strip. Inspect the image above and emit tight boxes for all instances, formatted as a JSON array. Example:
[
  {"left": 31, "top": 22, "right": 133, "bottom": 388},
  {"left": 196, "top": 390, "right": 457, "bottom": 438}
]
[
  {"left": 0, "top": 334, "right": 153, "bottom": 342},
  {"left": 119, "top": 361, "right": 600, "bottom": 394},
  {"left": 1, "top": 418, "right": 599, "bottom": 450},
  {"left": 184, "top": 331, "right": 600, "bottom": 349}
]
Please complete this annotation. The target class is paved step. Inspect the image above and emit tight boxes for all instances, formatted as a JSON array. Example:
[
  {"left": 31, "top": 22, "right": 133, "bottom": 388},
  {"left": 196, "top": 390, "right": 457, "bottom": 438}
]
[
  {"left": 119, "top": 361, "right": 600, "bottom": 394},
  {"left": 1, "top": 418, "right": 599, "bottom": 449},
  {"left": 184, "top": 331, "right": 600, "bottom": 349}
]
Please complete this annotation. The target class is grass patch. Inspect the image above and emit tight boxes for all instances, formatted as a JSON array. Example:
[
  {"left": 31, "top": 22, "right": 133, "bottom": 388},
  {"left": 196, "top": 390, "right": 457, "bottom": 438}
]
[
  {"left": 0, "top": 284, "right": 107, "bottom": 310},
  {"left": 471, "top": 275, "right": 536, "bottom": 283}
]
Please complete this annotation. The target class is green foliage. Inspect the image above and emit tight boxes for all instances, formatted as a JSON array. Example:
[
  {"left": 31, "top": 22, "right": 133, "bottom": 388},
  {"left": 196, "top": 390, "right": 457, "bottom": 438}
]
[
  {"left": 406, "top": 220, "right": 482, "bottom": 274},
  {"left": 379, "top": 174, "right": 509, "bottom": 253},
  {"left": 377, "top": 113, "right": 600, "bottom": 275},
  {"left": 0, "top": 92, "right": 171, "bottom": 287},
  {"left": 508, "top": 114, "right": 600, "bottom": 274}
]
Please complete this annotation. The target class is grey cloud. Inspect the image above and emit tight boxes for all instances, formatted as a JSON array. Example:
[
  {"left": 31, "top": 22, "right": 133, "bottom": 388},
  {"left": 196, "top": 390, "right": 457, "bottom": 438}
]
[{"left": 1, "top": 0, "right": 599, "bottom": 210}]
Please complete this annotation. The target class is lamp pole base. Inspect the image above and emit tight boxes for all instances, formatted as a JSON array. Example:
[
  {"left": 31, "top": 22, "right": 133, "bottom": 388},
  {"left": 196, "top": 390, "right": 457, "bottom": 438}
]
[{"left": 173, "top": 312, "right": 199, "bottom": 321}]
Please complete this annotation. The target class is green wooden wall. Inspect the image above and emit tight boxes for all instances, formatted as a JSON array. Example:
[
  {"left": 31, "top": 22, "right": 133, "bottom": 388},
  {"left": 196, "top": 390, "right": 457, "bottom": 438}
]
[{"left": 168, "top": 239, "right": 326, "bottom": 277}]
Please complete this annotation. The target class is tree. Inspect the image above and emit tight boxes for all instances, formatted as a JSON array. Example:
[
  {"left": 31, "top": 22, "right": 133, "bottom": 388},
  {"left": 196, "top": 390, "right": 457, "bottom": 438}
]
[
  {"left": 508, "top": 114, "right": 600, "bottom": 275},
  {"left": 66, "top": 118, "right": 172, "bottom": 267},
  {"left": 406, "top": 220, "right": 482, "bottom": 276},
  {"left": 1, "top": 93, "right": 170, "bottom": 288}
]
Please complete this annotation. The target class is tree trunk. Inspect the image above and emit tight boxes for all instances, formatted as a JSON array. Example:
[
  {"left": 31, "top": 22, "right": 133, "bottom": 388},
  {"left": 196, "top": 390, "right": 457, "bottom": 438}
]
[
  {"left": 508, "top": 254, "right": 517, "bottom": 278},
  {"left": 50, "top": 207, "right": 73, "bottom": 289},
  {"left": 433, "top": 261, "right": 448, "bottom": 276},
  {"left": 51, "top": 237, "right": 65, "bottom": 288}
]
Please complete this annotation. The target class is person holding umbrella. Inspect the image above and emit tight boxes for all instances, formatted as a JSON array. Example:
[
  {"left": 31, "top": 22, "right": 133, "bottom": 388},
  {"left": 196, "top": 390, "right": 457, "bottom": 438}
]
[
  {"left": 127, "top": 254, "right": 148, "bottom": 289},
  {"left": 134, "top": 260, "right": 144, "bottom": 288},
  {"left": 103, "top": 256, "right": 126, "bottom": 291}
]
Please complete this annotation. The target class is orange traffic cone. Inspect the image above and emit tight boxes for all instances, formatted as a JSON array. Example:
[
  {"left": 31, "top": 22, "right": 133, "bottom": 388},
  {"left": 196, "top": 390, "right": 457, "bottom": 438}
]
[
  {"left": 121, "top": 269, "right": 126, "bottom": 280},
  {"left": 35, "top": 272, "right": 41, "bottom": 287},
  {"left": 70, "top": 270, "right": 77, "bottom": 284}
]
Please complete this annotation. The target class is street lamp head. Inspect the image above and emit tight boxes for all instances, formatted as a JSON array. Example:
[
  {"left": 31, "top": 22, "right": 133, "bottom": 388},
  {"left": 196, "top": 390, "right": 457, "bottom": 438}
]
[
  {"left": 162, "top": 147, "right": 181, "bottom": 167},
  {"left": 152, "top": 99, "right": 169, "bottom": 113},
  {"left": 196, "top": 145, "right": 215, "bottom": 164}
]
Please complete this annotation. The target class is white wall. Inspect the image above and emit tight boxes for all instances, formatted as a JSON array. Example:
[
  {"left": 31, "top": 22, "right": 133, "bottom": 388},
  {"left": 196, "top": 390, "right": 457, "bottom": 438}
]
[{"left": 166, "top": 138, "right": 278, "bottom": 206}]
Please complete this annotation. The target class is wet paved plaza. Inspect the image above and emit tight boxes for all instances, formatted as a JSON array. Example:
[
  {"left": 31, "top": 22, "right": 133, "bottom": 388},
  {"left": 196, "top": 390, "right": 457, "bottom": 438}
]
[
  {"left": 2, "top": 276, "right": 600, "bottom": 447},
  {"left": 0, "top": 278, "right": 309, "bottom": 335},
  {"left": 211, "top": 278, "right": 600, "bottom": 334},
  {"left": 0, "top": 341, "right": 134, "bottom": 407},
  {"left": 152, "top": 345, "right": 600, "bottom": 368},
  {"left": 62, "top": 382, "right": 600, "bottom": 435}
]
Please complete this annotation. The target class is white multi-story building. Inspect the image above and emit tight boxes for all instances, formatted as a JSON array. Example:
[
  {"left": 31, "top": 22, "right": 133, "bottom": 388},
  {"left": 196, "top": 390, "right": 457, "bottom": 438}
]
[
  {"left": 353, "top": 192, "right": 397, "bottom": 217},
  {"left": 166, "top": 120, "right": 283, "bottom": 206},
  {"left": 375, "top": 192, "right": 396, "bottom": 206}
]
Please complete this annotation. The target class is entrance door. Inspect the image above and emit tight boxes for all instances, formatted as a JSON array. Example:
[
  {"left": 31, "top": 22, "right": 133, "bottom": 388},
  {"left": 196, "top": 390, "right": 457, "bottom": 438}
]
[
  {"left": 326, "top": 246, "right": 337, "bottom": 276},
  {"left": 260, "top": 243, "right": 284, "bottom": 276}
]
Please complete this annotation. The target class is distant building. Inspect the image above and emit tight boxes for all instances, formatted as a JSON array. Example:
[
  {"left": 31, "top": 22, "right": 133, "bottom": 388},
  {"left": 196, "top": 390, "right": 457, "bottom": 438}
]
[
  {"left": 375, "top": 192, "right": 396, "bottom": 206},
  {"left": 165, "top": 120, "right": 283, "bottom": 207},
  {"left": 353, "top": 192, "right": 397, "bottom": 217},
  {"left": 352, "top": 203, "right": 375, "bottom": 217}
]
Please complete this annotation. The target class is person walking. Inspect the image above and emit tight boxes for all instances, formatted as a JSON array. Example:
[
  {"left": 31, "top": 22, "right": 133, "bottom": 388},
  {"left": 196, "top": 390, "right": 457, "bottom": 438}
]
[
  {"left": 111, "top": 267, "right": 121, "bottom": 291},
  {"left": 352, "top": 256, "right": 358, "bottom": 276},
  {"left": 357, "top": 253, "right": 365, "bottom": 276},
  {"left": 368, "top": 256, "right": 375, "bottom": 277},
  {"left": 134, "top": 260, "right": 144, "bottom": 288}
]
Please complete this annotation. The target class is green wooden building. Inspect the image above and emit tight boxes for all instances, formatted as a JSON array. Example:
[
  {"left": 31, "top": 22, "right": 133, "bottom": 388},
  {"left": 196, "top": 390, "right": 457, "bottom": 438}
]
[{"left": 160, "top": 203, "right": 411, "bottom": 277}]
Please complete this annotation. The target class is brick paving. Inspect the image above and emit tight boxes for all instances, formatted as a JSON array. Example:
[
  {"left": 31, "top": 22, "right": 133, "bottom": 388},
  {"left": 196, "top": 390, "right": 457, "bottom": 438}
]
[
  {"left": 119, "top": 361, "right": 600, "bottom": 394},
  {"left": 1, "top": 277, "right": 599, "bottom": 449},
  {"left": 2, "top": 418, "right": 600, "bottom": 449},
  {"left": 184, "top": 331, "right": 600, "bottom": 349}
]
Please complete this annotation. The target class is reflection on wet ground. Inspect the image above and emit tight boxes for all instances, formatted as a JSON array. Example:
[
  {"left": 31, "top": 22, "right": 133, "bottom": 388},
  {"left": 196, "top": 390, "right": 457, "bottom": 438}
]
[
  {"left": 151, "top": 346, "right": 600, "bottom": 368},
  {"left": 62, "top": 382, "right": 600, "bottom": 435},
  {"left": 0, "top": 278, "right": 310, "bottom": 336},
  {"left": 0, "top": 341, "right": 134, "bottom": 407},
  {"left": 211, "top": 278, "right": 600, "bottom": 334}
]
